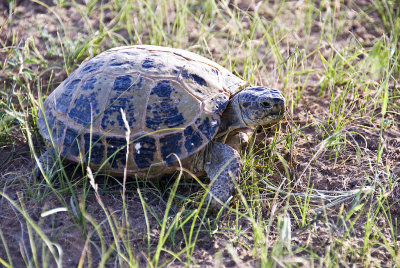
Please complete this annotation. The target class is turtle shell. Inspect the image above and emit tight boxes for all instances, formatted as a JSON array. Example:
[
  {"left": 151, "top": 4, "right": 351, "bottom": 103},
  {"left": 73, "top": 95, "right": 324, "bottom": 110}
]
[{"left": 38, "top": 45, "right": 246, "bottom": 176}]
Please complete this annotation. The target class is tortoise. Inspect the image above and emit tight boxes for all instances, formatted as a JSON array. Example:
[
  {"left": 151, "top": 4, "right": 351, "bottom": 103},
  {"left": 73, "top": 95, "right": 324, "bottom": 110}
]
[{"left": 36, "top": 45, "right": 285, "bottom": 211}]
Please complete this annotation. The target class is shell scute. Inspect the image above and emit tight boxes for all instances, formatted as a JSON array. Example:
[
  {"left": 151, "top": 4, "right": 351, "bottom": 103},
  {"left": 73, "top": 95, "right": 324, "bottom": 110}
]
[
  {"left": 182, "top": 70, "right": 207, "bottom": 86},
  {"left": 159, "top": 133, "right": 183, "bottom": 165},
  {"left": 101, "top": 74, "right": 149, "bottom": 134},
  {"left": 113, "top": 75, "right": 134, "bottom": 92},
  {"left": 151, "top": 80, "right": 173, "bottom": 97},
  {"left": 55, "top": 78, "right": 81, "bottom": 114},
  {"left": 105, "top": 52, "right": 141, "bottom": 74},
  {"left": 196, "top": 116, "right": 219, "bottom": 141},
  {"left": 64, "top": 73, "right": 116, "bottom": 127},
  {"left": 106, "top": 96, "right": 135, "bottom": 127},
  {"left": 79, "top": 57, "right": 105, "bottom": 74},
  {"left": 204, "top": 94, "right": 229, "bottom": 115},
  {"left": 38, "top": 108, "right": 56, "bottom": 141},
  {"left": 142, "top": 58, "right": 156, "bottom": 69},
  {"left": 62, "top": 127, "right": 80, "bottom": 158},
  {"left": 106, "top": 136, "right": 127, "bottom": 168},
  {"left": 84, "top": 133, "right": 105, "bottom": 165},
  {"left": 183, "top": 126, "right": 203, "bottom": 154},
  {"left": 81, "top": 76, "right": 97, "bottom": 91},
  {"left": 138, "top": 51, "right": 186, "bottom": 77},
  {"left": 145, "top": 80, "right": 200, "bottom": 132},
  {"left": 133, "top": 136, "right": 157, "bottom": 169},
  {"left": 179, "top": 61, "right": 222, "bottom": 100},
  {"left": 68, "top": 92, "right": 99, "bottom": 126}
]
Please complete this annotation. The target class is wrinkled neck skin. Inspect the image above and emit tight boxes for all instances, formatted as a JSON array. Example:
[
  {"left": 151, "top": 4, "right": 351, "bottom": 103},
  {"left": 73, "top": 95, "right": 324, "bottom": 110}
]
[{"left": 216, "top": 95, "right": 249, "bottom": 141}]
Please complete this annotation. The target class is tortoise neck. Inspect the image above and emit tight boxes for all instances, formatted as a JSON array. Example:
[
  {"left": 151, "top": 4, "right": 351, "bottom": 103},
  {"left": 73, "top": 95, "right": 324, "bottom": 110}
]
[{"left": 216, "top": 95, "right": 247, "bottom": 138}]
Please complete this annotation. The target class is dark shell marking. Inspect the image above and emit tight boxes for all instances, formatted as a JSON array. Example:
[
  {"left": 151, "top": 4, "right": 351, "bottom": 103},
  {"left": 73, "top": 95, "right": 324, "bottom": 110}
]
[
  {"left": 160, "top": 133, "right": 183, "bottom": 165},
  {"left": 62, "top": 127, "right": 80, "bottom": 157},
  {"left": 184, "top": 126, "right": 203, "bottom": 154},
  {"left": 56, "top": 79, "right": 81, "bottom": 114},
  {"left": 84, "top": 133, "right": 105, "bottom": 165},
  {"left": 133, "top": 136, "right": 157, "bottom": 168},
  {"left": 182, "top": 70, "right": 207, "bottom": 86},
  {"left": 80, "top": 59, "right": 104, "bottom": 74},
  {"left": 68, "top": 93, "right": 99, "bottom": 126},
  {"left": 39, "top": 45, "right": 246, "bottom": 175},
  {"left": 196, "top": 116, "right": 219, "bottom": 141},
  {"left": 106, "top": 136, "right": 127, "bottom": 168},
  {"left": 145, "top": 80, "right": 187, "bottom": 131},
  {"left": 101, "top": 74, "right": 145, "bottom": 133}
]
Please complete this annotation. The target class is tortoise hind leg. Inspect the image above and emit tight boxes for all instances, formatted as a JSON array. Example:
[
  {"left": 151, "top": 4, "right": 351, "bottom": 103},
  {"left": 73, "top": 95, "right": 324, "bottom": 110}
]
[
  {"left": 33, "top": 148, "right": 57, "bottom": 180},
  {"left": 204, "top": 142, "right": 242, "bottom": 213}
]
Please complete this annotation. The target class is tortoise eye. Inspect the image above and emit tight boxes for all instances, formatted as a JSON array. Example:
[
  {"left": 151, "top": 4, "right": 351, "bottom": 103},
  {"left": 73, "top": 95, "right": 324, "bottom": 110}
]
[
  {"left": 242, "top": 102, "right": 250, "bottom": 108},
  {"left": 260, "top": 101, "right": 272, "bottom": 109}
]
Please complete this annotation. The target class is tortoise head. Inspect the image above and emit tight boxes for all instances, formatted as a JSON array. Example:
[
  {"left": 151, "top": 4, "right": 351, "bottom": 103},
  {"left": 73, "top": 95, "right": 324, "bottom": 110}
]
[{"left": 234, "top": 86, "right": 285, "bottom": 128}]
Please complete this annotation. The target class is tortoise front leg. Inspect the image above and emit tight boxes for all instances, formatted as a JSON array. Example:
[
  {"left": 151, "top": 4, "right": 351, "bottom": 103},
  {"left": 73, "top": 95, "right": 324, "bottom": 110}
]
[
  {"left": 204, "top": 142, "right": 242, "bottom": 212},
  {"left": 223, "top": 128, "right": 254, "bottom": 151}
]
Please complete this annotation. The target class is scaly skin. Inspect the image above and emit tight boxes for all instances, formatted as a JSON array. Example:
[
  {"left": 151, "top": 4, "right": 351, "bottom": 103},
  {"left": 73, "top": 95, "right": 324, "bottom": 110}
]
[
  {"left": 202, "top": 87, "right": 285, "bottom": 213},
  {"left": 204, "top": 142, "right": 242, "bottom": 213}
]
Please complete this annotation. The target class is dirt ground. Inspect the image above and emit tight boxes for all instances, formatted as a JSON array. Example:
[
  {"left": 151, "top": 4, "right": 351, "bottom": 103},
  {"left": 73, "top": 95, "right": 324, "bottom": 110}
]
[{"left": 0, "top": 0, "right": 399, "bottom": 266}]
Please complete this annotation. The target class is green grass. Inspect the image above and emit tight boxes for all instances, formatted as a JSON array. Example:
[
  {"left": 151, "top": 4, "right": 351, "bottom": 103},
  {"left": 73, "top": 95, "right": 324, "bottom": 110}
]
[{"left": 1, "top": 0, "right": 399, "bottom": 266}]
